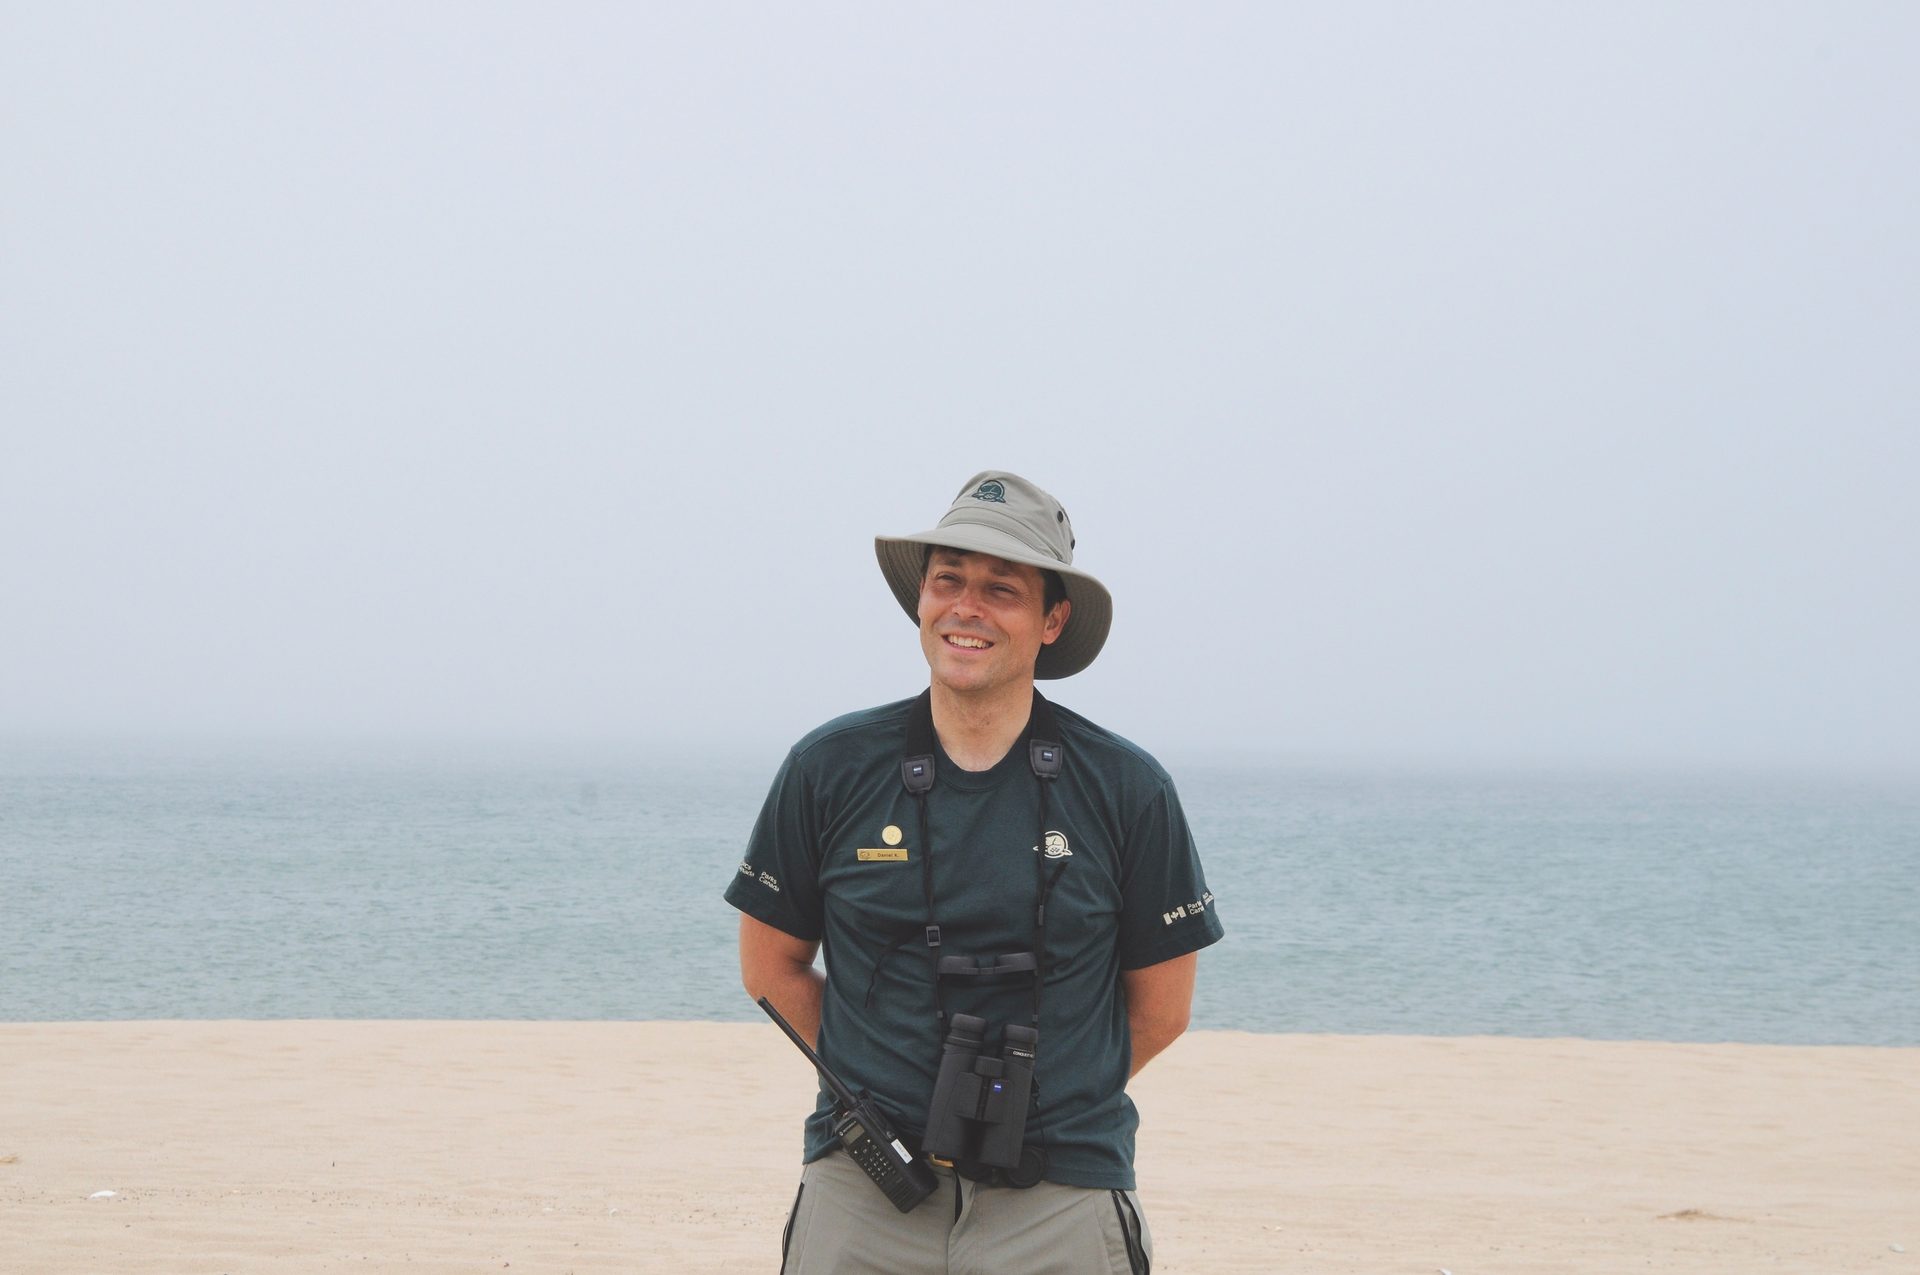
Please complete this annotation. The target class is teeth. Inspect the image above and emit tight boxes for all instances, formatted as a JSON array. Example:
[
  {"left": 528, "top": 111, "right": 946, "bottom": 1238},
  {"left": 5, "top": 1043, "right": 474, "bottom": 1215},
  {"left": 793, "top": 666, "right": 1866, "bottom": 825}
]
[{"left": 947, "top": 635, "right": 990, "bottom": 649}]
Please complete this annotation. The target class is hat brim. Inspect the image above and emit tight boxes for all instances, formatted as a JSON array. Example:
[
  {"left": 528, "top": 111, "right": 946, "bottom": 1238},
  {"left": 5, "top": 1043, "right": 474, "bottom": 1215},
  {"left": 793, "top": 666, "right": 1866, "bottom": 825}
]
[{"left": 875, "top": 527, "right": 1112, "bottom": 680}]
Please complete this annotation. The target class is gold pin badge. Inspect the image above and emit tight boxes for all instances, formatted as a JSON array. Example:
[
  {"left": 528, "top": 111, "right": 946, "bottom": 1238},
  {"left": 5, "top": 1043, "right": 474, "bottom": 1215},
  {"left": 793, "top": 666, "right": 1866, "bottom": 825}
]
[{"left": 882, "top": 825, "right": 903, "bottom": 846}]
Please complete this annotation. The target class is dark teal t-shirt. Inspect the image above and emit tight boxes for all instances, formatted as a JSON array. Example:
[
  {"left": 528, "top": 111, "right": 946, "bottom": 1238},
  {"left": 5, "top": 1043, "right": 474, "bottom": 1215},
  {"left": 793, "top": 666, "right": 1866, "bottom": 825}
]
[{"left": 723, "top": 696, "right": 1223, "bottom": 1190}]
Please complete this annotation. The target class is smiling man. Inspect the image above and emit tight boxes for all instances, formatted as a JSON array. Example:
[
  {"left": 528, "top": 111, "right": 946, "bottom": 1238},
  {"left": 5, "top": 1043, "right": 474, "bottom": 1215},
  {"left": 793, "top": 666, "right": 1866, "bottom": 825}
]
[{"left": 725, "top": 471, "right": 1223, "bottom": 1275}]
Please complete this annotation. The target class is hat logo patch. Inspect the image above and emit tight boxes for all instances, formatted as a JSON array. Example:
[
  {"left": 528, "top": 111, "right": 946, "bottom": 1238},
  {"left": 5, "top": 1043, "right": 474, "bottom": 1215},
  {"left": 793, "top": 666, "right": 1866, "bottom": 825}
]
[{"left": 970, "top": 480, "right": 1007, "bottom": 503}]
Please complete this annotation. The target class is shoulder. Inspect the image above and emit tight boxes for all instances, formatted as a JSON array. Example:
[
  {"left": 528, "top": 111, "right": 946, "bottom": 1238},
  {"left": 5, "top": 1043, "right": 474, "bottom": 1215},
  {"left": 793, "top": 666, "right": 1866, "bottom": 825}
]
[
  {"left": 1048, "top": 700, "right": 1175, "bottom": 788},
  {"left": 787, "top": 697, "right": 916, "bottom": 767}
]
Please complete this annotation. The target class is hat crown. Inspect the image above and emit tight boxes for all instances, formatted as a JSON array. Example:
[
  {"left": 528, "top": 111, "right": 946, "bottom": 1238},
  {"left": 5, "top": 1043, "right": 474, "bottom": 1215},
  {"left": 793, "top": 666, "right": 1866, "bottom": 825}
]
[{"left": 938, "top": 472, "right": 1075, "bottom": 567}]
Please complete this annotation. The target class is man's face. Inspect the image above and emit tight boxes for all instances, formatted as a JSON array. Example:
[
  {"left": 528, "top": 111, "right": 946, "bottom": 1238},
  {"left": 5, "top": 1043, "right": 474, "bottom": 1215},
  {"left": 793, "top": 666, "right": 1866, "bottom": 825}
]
[{"left": 917, "top": 548, "right": 1071, "bottom": 697}]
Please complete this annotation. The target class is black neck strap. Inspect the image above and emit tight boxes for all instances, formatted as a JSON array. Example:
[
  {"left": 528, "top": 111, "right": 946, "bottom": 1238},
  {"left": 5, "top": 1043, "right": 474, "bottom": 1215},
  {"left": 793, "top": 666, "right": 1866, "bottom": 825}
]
[
  {"left": 902, "top": 687, "right": 1061, "bottom": 784},
  {"left": 900, "top": 688, "right": 1064, "bottom": 1029}
]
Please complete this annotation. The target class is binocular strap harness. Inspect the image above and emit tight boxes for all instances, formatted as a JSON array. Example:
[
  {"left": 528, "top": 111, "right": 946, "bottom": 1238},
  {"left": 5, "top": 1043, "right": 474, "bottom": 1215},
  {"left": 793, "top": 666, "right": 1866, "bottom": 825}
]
[
  {"left": 900, "top": 688, "right": 1068, "bottom": 1187},
  {"left": 900, "top": 687, "right": 1068, "bottom": 1032}
]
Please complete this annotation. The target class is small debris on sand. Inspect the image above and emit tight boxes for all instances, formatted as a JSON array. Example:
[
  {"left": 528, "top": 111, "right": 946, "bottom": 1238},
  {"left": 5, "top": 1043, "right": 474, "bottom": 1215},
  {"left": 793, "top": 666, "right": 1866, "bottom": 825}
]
[{"left": 1656, "top": 1208, "right": 1745, "bottom": 1223}]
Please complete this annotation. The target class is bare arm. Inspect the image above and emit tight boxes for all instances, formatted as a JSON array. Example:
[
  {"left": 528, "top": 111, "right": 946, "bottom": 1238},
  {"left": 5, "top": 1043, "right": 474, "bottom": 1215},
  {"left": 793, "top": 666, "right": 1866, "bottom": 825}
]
[
  {"left": 1121, "top": 951, "right": 1197, "bottom": 1079},
  {"left": 739, "top": 913, "right": 825, "bottom": 1048}
]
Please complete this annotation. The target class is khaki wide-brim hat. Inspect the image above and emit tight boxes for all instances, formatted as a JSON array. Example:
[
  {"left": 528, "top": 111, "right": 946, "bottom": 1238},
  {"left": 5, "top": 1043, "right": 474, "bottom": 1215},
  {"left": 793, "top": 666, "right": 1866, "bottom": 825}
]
[{"left": 875, "top": 471, "right": 1112, "bottom": 680}]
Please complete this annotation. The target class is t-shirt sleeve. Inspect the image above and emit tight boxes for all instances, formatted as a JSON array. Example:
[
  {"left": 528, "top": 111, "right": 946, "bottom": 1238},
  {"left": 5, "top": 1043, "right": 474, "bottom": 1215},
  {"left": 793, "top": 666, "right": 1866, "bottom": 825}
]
[
  {"left": 1116, "top": 776, "right": 1224, "bottom": 970},
  {"left": 722, "top": 748, "right": 826, "bottom": 942}
]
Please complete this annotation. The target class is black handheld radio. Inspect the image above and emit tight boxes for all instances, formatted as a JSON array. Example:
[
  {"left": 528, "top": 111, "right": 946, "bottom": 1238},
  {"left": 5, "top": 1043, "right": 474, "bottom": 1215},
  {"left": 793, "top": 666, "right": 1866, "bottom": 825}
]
[{"left": 757, "top": 997, "right": 939, "bottom": 1214}]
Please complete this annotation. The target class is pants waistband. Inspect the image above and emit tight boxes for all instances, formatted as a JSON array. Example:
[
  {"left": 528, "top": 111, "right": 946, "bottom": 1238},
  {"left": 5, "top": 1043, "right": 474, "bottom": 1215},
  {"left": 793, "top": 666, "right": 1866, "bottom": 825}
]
[{"left": 896, "top": 1131, "right": 1022, "bottom": 1187}]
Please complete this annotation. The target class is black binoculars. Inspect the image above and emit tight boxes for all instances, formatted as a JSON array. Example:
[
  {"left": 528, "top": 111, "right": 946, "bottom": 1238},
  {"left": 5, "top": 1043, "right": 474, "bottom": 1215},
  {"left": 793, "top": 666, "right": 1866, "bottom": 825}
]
[{"left": 920, "top": 1012, "right": 1045, "bottom": 1186}]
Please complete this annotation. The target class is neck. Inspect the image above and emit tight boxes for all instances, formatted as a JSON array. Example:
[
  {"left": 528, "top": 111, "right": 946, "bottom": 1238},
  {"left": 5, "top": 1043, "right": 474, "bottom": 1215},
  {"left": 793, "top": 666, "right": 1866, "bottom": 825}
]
[{"left": 929, "top": 679, "right": 1035, "bottom": 772}]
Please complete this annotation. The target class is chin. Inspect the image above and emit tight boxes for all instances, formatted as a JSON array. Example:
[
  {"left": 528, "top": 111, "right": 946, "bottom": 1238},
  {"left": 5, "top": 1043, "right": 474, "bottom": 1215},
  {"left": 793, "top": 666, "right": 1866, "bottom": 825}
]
[{"left": 928, "top": 658, "right": 992, "bottom": 691}]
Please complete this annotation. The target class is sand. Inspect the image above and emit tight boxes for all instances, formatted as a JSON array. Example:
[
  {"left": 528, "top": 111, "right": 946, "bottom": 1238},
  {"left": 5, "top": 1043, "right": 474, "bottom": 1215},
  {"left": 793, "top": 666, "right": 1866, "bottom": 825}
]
[{"left": 1, "top": 1022, "right": 1913, "bottom": 1273}]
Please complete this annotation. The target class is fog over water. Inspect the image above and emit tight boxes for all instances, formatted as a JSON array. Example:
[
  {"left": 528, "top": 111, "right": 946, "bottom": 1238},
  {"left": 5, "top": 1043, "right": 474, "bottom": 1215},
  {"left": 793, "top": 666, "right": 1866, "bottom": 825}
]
[{"left": 4, "top": 4, "right": 1916, "bottom": 775}]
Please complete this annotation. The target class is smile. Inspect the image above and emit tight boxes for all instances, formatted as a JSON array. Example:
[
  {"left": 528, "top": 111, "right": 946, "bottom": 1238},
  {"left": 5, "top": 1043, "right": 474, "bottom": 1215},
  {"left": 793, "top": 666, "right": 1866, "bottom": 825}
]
[{"left": 944, "top": 635, "right": 993, "bottom": 650}]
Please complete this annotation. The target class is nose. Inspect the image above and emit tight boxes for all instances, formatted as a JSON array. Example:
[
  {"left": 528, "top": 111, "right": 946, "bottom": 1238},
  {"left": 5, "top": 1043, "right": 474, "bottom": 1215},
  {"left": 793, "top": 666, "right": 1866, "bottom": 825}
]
[{"left": 947, "top": 584, "right": 987, "bottom": 619}]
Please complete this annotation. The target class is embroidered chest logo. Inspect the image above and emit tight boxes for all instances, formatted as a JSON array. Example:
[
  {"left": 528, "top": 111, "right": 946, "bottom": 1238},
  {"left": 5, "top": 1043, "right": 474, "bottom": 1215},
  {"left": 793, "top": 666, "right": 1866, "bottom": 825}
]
[
  {"left": 1033, "top": 830, "right": 1071, "bottom": 858},
  {"left": 857, "top": 823, "right": 910, "bottom": 862}
]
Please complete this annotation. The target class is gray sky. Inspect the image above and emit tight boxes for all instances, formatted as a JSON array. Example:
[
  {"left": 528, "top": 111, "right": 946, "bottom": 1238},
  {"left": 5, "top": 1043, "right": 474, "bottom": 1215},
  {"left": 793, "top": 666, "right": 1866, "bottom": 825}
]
[{"left": 3, "top": 3, "right": 1916, "bottom": 773}]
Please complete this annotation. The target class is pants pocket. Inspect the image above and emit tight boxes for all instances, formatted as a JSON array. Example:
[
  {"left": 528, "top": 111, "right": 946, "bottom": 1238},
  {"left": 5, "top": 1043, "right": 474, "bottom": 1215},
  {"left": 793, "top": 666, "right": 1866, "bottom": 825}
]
[
  {"left": 1108, "top": 1189, "right": 1150, "bottom": 1275},
  {"left": 779, "top": 1181, "right": 805, "bottom": 1274}
]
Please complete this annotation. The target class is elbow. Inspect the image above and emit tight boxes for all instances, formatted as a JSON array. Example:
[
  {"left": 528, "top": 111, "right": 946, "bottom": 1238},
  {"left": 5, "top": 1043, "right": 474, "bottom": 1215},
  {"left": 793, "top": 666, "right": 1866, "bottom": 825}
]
[
  {"left": 739, "top": 945, "right": 811, "bottom": 1006},
  {"left": 1134, "top": 1001, "right": 1191, "bottom": 1045},
  {"left": 740, "top": 956, "right": 778, "bottom": 1004},
  {"left": 741, "top": 965, "right": 783, "bottom": 1005},
  {"left": 738, "top": 915, "right": 823, "bottom": 1010}
]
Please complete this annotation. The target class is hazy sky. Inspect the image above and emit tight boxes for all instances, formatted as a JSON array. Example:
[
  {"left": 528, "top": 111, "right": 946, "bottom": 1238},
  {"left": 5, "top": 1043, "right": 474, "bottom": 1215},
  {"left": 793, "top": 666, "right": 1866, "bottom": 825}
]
[{"left": 3, "top": 3, "right": 1916, "bottom": 773}]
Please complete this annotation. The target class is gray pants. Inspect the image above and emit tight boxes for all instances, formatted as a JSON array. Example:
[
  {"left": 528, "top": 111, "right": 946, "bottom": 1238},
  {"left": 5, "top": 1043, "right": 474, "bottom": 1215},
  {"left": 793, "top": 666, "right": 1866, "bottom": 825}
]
[{"left": 780, "top": 1150, "right": 1152, "bottom": 1275}]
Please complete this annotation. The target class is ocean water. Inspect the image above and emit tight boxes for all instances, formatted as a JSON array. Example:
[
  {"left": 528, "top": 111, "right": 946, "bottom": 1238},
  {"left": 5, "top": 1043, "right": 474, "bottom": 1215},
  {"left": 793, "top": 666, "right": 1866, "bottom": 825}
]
[{"left": 2, "top": 740, "right": 1915, "bottom": 1045}]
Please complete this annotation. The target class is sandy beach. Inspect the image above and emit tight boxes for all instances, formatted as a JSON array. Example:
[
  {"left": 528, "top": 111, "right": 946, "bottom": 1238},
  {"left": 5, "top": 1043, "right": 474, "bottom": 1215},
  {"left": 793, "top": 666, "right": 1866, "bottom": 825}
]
[{"left": 1, "top": 1022, "right": 1913, "bottom": 1273}]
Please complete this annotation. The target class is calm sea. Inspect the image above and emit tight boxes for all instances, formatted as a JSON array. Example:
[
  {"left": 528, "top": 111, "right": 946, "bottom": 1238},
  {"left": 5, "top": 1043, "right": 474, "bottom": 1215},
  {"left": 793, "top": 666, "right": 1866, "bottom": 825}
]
[{"left": 3, "top": 740, "right": 1915, "bottom": 1046}]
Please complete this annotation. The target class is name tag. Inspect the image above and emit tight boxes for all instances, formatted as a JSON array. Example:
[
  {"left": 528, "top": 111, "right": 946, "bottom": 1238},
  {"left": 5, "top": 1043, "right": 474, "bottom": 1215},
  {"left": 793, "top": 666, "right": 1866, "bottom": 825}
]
[{"left": 856, "top": 848, "right": 910, "bottom": 862}]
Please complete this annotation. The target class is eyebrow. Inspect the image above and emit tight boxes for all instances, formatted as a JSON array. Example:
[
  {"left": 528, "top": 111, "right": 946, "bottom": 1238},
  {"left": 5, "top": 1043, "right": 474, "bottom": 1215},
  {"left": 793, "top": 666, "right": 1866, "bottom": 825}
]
[{"left": 928, "top": 550, "right": 1025, "bottom": 578}]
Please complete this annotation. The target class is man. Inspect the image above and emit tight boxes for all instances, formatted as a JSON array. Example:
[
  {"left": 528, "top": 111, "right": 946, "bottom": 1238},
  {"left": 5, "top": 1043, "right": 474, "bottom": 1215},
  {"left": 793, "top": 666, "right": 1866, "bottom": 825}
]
[{"left": 725, "top": 471, "right": 1222, "bottom": 1275}]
